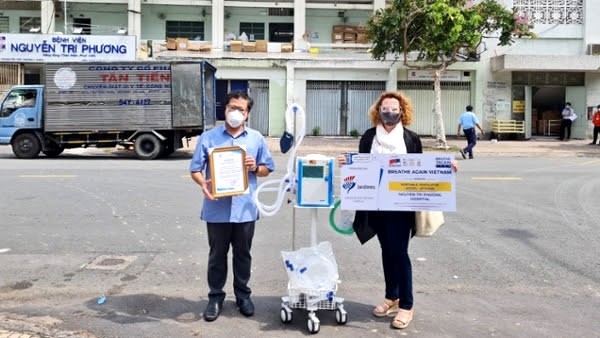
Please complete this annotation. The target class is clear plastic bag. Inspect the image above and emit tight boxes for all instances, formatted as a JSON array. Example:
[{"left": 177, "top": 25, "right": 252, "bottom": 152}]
[{"left": 281, "top": 241, "right": 339, "bottom": 290}]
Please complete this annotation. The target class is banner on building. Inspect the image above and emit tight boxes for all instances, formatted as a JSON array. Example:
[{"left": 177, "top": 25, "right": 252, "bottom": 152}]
[
  {"left": 407, "top": 70, "right": 463, "bottom": 81},
  {"left": 0, "top": 33, "right": 136, "bottom": 62}
]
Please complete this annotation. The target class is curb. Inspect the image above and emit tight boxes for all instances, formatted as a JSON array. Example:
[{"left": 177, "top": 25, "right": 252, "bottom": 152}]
[{"left": 181, "top": 136, "right": 598, "bottom": 158}]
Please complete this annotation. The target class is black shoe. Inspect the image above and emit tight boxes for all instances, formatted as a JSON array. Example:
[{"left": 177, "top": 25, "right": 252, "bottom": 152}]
[
  {"left": 236, "top": 297, "right": 255, "bottom": 317},
  {"left": 469, "top": 156, "right": 474, "bottom": 159},
  {"left": 589, "top": 142, "right": 596, "bottom": 145},
  {"left": 203, "top": 299, "right": 223, "bottom": 322},
  {"left": 459, "top": 149, "right": 466, "bottom": 159}
]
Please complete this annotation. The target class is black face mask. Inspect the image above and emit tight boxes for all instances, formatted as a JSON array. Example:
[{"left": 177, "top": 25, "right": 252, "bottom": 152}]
[{"left": 380, "top": 112, "right": 401, "bottom": 126}]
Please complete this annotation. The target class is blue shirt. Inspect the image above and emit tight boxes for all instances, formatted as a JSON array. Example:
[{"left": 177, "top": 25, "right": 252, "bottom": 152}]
[
  {"left": 458, "top": 111, "right": 479, "bottom": 130},
  {"left": 189, "top": 125, "right": 275, "bottom": 223}
]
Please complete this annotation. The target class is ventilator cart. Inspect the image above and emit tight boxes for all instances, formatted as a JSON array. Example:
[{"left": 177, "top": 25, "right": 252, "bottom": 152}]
[
  {"left": 279, "top": 154, "right": 347, "bottom": 334},
  {"left": 253, "top": 104, "right": 346, "bottom": 334}
]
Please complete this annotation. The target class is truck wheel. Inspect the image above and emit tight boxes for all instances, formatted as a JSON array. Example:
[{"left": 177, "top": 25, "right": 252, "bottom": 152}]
[
  {"left": 42, "top": 145, "right": 65, "bottom": 158},
  {"left": 134, "top": 133, "right": 164, "bottom": 160},
  {"left": 12, "top": 133, "right": 41, "bottom": 159}
]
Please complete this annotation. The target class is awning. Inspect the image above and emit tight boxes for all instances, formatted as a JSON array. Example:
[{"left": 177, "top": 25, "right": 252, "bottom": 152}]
[{"left": 491, "top": 54, "right": 600, "bottom": 72}]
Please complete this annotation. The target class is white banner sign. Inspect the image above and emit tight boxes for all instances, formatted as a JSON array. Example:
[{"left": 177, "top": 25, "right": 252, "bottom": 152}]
[
  {"left": 340, "top": 153, "right": 456, "bottom": 212},
  {"left": 0, "top": 34, "right": 137, "bottom": 62},
  {"left": 407, "top": 70, "right": 462, "bottom": 81}
]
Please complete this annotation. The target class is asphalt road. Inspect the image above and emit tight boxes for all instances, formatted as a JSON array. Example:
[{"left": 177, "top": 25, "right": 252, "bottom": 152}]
[{"left": 0, "top": 145, "right": 599, "bottom": 337}]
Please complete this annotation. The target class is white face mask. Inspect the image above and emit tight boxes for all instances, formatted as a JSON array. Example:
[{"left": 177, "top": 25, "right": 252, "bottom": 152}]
[{"left": 226, "top": 109, "right": 245, "bottom": 128}]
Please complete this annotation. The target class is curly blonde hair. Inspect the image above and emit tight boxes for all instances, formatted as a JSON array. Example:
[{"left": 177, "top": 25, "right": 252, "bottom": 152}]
[{"left": 368, "top": 91, "right": 414, "bottom": 127}]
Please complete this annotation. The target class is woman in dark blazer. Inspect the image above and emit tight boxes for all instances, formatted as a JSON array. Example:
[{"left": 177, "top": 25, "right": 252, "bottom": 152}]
[{"left": 338, "top": 91, "right": 424, "bottom": 329}]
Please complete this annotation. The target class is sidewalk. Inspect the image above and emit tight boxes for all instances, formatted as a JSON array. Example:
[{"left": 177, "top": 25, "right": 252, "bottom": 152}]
[{"left": 184, "top": 135, "right": 599, "bottom": 158}]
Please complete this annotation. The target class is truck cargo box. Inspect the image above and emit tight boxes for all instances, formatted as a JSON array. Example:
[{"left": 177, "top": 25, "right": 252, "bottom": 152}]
[{"left": 43, "top": 61, "right": 216, "bottom": 132}]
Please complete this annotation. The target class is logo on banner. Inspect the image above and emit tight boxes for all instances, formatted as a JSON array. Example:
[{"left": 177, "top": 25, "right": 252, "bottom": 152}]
[
  {"left": 0, "top": 36, "right": 6, "bottom": 52},
  {"left": 435, "top": 157, "right": 452, "bottom": 168},
  {"left": 388, "top": 157, "right": 402, "bottom": 167},
  {"left": 342, "top": 176, "right": 356, "bottom": 193}
]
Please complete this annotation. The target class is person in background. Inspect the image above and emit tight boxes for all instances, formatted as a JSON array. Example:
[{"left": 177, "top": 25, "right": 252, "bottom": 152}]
[
  {"left": 15, "top": 91, "right": 36, "bottom": 108},
  {"left": 559, "top": 102, "right": 575, "bottom": 141},
  {"left": 190, "top": 90, "right": 275, "bottom": 322},
  {"left": 457, "top": 105, "right": 484, "bottom": 159},
  {"left": 589, "top": 105, "right": 600, "bottom": 145},
  {"left": 337, "top": 91, "right": 457, "bottom": 330}
]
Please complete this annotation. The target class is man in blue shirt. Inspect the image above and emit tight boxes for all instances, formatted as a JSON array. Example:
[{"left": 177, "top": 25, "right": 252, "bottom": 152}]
[
  {"left": 457, "top": 105, "right": 484, "bottom": 159},
  {"left": 190, "top": 90, "right": 275, "bottom": 322},
  {"left": 558, "top": 101, "right": 574, "bottom": 141}
]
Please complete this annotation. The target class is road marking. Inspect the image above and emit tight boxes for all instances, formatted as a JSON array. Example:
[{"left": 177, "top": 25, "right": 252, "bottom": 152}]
[
  {"left": 19, "top": 175, "right": 77, "bottom": 178},
  {"left": 471, "top": 177, "right": 522, "bottom": 180},
  {"left": 0, "top": 248, "right": 11, "bottom": 253}
]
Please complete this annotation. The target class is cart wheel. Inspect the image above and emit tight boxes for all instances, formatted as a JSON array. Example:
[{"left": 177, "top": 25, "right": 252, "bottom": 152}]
[
  {"left": 307, "top": 317, "right": 320, "bottom": 334},
  {"left": 280, "top": 307, "right": 293, "bottom": 323},
  {"left": 335, "top": 308, "right": 347, "bottom": 325}
]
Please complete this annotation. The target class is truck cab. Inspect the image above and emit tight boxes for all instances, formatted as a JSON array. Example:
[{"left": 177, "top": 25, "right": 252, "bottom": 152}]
[{"left": 0, "top": 85, "right": 44, "bottom": 157}]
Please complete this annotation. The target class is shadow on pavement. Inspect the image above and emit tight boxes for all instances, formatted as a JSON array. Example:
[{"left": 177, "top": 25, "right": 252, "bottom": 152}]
[{"left": 85, "top": 293, "right": 378, "bottom": 332}]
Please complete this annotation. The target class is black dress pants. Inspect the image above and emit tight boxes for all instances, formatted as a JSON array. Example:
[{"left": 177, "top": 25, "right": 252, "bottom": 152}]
[
  {"left": 559, "top": 119, "right": 572, "bottom": 140},
  {"left": 374, "top": 211, "right": 414, "bottom": 310},
  {"left": 592, "top": 126, "right": 600, "bottom": 144},
  {"left": 206, "top": 221, "right": 255, "bottom": 301}
]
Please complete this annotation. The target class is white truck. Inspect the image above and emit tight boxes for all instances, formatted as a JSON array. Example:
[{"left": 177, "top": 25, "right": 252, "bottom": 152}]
[{"left": 0, "top": 61, "right": 216, "bottom": 159}]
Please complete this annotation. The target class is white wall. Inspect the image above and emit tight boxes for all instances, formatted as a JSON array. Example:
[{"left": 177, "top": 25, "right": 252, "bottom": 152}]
[
  {"left": 586, "top": 74, "right": 600, "bottom": 108},
  {"left": 496, "top": 38, "right": 584, "bottom": 56},
  {"left": 584, "top": 0, "right": 600, "bottom": 44},
  {"left": 2, "top": 10, "right": 40, "bottom": 33},
  {"left": 69, "top": 3, "right": 127, "bottom": 35},
  {"left": 139, "top": 4, "right": 210, "bottom": 40}
]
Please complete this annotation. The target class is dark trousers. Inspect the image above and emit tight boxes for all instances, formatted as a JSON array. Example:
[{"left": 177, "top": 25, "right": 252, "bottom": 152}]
[
  {"left": 463, "top": 128, "right": 477, "bottom": 157},
  {"left": 375, "top": 211, "right": 413, "bottom": 310},
  {"left": 559, "top": 119, "right": 572, "bottom": 140},
  {"left": 593, "top": 126, "right": 600, "bottom": 144},
  {"left": 206, "top": 221, "right": 255, "bottom": 301}
]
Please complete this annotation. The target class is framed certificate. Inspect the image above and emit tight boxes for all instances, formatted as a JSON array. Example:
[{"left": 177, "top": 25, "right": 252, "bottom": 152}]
[{"left": 209, "top": 146, "right": 249, "bottom": 198}]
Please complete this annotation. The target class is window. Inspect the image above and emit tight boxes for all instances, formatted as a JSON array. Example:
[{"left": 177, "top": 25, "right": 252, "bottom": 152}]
[
  {"left": 269, "top": 23, "right": 293, "bottom": 43},
  {"left": 19, "top": 17, "right": 41, "bottom": 33},
  {"left": 268, "top": 8, "right": 294, "bottom": 16},
  {"left": 166, "top": 21, "right": 204, "bottom": 40},
  {"left": 73, "top": 18, "right": 91, "bottom": 35},
  {"left": 0, "top": 17, "right": 9, "bottom": 33},
  {"left": 1, "top": 90, "right": 36, "bottom": 117},
  {"left": 514, "top": 0, "right": 583, "bottom": 25},
  {"left": 239, "top": 22, "right": 265, "bottom": 41}
]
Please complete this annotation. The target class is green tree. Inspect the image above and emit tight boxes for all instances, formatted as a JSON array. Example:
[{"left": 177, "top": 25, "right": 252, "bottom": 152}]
[{"left": 366, "top": 0, "right": 535, "bottom": 148}]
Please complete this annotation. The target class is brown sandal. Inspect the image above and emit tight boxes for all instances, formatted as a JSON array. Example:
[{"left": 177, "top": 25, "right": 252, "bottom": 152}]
[
  {"left": 391, "top": 308, "right": 414, "bottom": 329},
  {"left": 372, "top": 298, "right": 399, "bottom": 317}
]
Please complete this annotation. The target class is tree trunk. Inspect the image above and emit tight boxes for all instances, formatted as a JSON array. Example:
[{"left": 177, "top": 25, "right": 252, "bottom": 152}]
[{"left": 433, "top": 69, "right": 448, "bottom": 149}]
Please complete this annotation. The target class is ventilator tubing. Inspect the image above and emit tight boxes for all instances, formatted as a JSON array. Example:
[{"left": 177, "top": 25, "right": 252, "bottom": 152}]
[{"left": 254, "top": 103, "right": 306, "bottom": 217}]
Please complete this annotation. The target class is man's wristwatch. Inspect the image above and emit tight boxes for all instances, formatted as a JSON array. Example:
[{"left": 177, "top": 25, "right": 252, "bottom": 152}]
[{"left": 252, "top": 165, "right": 259, "bottom": 174}]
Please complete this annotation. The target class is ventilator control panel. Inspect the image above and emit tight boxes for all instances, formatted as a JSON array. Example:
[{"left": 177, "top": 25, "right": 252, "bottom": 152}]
[{"left": 296, "top": 155, "right": 334, "bottom": 207}]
